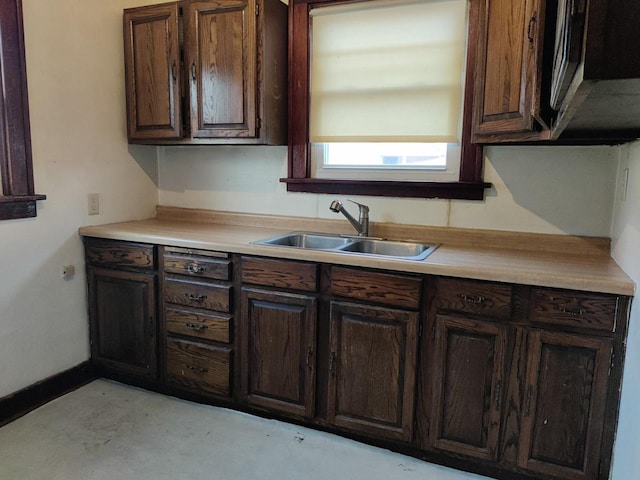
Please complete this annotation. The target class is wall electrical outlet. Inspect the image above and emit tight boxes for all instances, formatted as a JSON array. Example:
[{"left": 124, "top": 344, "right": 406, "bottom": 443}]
[{"left": 88, "top": 193, "right": 100, "bottom": 215}]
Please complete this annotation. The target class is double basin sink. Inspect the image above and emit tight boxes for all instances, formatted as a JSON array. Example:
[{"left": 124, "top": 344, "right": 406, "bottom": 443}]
[{"left": 252, "top": 232, "right": 438, "bottom": 261}]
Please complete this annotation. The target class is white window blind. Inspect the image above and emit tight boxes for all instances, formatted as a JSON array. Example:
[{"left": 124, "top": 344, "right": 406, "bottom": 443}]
[{"left": 309, "top": 0, "right": 468, "bottom": 143}]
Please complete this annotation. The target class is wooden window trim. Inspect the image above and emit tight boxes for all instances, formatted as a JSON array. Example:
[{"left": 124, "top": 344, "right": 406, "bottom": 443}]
[
  {"left": 0, "top": 0, "right": 45, "bottom": 220},
  {"left": 281, "top": 0, "right": 490, "bottom": 200}
]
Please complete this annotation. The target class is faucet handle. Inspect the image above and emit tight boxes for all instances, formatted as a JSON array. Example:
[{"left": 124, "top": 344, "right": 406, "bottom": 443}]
[{"left": 347, "top": 199, "right": 369, "bottom": 215}]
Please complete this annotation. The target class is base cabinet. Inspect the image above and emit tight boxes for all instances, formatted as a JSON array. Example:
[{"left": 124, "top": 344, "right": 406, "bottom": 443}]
[
  {"left": 517, "top": 330, "right": 612, "bottom": 480},
  {"left": 241, "top": 287, "right": 317, "bottom": 418},
  {"left": 327, "top": 301, "right": 418, "bottom": 442},
  {"left": 85, "top": 239, "right": 157, "bottom": 380},
  {"left": 83, "top": 240, "right": 631, "bottom": 480}
]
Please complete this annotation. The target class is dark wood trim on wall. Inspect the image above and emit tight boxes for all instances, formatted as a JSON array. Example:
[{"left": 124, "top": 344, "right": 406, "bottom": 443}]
[{"left": 0, "top": 362, "right": 97, "bottom": 427}]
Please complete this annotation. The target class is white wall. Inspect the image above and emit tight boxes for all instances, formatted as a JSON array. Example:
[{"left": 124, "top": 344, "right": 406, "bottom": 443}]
[
  {"left": 159, "top": 144, "right": 618, "bottom": 237},
  {"left": 610, "top": 140, "right": 640, "bottom": 479},
  {"left": 0, "top": 0, "right": 162, "bottom": 398}
]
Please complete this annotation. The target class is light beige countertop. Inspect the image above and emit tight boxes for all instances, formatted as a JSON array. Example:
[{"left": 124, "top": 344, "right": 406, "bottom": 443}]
[{"left": 78, "top": 207, "right": 635, "bottom": 296}]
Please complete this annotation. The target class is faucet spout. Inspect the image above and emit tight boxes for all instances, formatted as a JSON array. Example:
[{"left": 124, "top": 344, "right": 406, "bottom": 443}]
[{"left": 329, "top": 200, "right": 370, "bottom": 236}]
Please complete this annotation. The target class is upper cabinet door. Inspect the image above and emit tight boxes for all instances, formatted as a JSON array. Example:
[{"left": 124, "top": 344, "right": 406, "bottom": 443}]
[
  {"left": 184, "top": 0, "right": 256, "bottom": 139},
  {"left": 124, "top": 4, "right": 181, "bottom": 141},
  {"left": 472, "top": 0, "right": 548, "bottom": 141}
]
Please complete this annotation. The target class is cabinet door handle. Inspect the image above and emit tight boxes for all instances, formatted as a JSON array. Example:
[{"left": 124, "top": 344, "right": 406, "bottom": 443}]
[
  {"left": 186, "top": 263, "right": 205, "bottom": 274},
  {"left": 494, "top": 381, "right": 502, "bottom": 411},
  {"left": 186, "top": 322, "right": 207, "bottom": 332},
  {"left": 191, "top": 62, "right": 196, "bottom": 81},
  {"left": 457, "top": 293, "right": 486, "bottom": 304},
  {"left": 524, "top": 386, "right": 533, "bottom": 417},
  {"left": 149, "top": 316, "right": 154, "bottom": 338},
  {"left": 329, "top": 352, "right": 337, "bottom": 377},
  {"left": 186, "top": 293, "right": 207, "bottom": 302},
  {"left": 306, "top": 347, "right": 313, "bottom": 370},
  {"left": 171, "top": 61, "right": 177, "bottom": 81},
  {"left": 527, "top": 14, "right": 537, "bottom": 46}
]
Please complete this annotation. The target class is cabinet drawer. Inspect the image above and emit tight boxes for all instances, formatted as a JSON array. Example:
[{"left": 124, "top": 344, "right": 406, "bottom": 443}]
[
  {"left": 164, "top": 253, "right": 231, "bottom": 281},
  {"left": 86, "top": 239, "right": 155, "bottom": 269},
  {"left": 165, "top": 276, "right": 231, "bottom": 312},
  {"left": 434, "top": 278, "right": 512, "bottom": 320},
  {"left": 166, "top": 307, "right": 231, "bottom": 343},
  {"left": 166, "top": 338, "right": 231, "bottom": 397},
  {"left": 241, "top": 257, "right": 318, "bottom": 292},
  {"left": 331, "top": 266, "right": 421, "bottom": 310},
  {"left": 529, "top": 288, "right": 619, "bottom": 332}
]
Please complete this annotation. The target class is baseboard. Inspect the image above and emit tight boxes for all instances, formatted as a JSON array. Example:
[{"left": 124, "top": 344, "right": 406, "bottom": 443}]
[{"left": 0, "top": 361, "right": 98, "bottom": 427}]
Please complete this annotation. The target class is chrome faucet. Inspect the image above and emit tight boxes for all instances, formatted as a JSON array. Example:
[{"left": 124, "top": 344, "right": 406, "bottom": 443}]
[{"left": 329, "top": 199, "right": 370, "bottom": 237}]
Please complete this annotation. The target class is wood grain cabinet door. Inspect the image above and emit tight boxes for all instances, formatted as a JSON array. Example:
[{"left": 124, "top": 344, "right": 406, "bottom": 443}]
[
  {"left": 241, "top": 287, "right": 317, "bottom": 419},
  {"left": 327, "top": 301, "right": 419, "bottom": 442},
  {"left": 184, "top": 0, "right": 257, "bottom": 139},
  {"left": 472, "top": 0, "right": 548, "bottom": 141},
  {"left": 88, "top": 267, "right": 157, "bottom": 379},
  {"left": 123, "top": 4, "right": 181, "bottom": 141},
  {"left": 428, "top": 314, "right": 508, "bottom": 461},
  {"left": 518, "top": 330, "right": 612, "bottom": 480}
]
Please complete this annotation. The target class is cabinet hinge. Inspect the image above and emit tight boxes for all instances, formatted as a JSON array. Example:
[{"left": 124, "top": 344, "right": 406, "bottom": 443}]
[{"left": 257, "top": 116, "right": 262, "bottom": 130}]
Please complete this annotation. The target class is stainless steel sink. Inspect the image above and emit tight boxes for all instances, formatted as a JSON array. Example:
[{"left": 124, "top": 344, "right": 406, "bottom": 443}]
[
  {"left": 340, "top": 239, "right": 437, "bottom": 261},
  {"left": 254, "top": 232, "right": 353, "bottom": 250},
  {"left": 252, "top": 232, "right": 438, "bottom": 261}
]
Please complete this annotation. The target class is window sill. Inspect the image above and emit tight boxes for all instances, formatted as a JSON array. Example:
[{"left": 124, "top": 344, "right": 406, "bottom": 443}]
[
  {"left": 280, "top": 178, "right": 491, "bottom": 200},
  {"left": 0, "top": 195, "right": 47, "bottom": 220}
]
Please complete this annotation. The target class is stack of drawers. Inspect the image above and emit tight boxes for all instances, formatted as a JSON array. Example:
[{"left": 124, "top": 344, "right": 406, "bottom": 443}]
[{"left": 162, "top": 247, "right": 234, "bottom": 398}]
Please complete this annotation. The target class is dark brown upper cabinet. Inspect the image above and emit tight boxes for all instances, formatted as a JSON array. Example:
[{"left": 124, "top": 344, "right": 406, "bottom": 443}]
[
  {"left": 123, "top": 0, "right": 287, "bottom": 145},
  {"left": 472, "top": 0, "right": 552, "bottom": 143},
  {"left": 0, "top": 0, "right": 46, "bottom": 220}
]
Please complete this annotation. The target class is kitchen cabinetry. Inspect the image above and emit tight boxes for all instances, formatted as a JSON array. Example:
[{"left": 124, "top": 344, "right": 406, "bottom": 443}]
[
  {"left": 161, "top": 247, "right": 234, "bottom": 399},
  {"left": 327, "top": 267, "right": 421, "bottom": 442},
  {"left": 240, "top": 257, "right": 318, "bottom": 419},
  {"left": 85, "top": 239, "right": 158, "bottom": 380},
  {"left": 123, "top": 0, "right": 287, "bottom": 145},
  {"left": 419, "top": 278, "right": 627, "bottom": 480},
  {"left": 472, "top": 0, "right": 551, "bottom": 142}
]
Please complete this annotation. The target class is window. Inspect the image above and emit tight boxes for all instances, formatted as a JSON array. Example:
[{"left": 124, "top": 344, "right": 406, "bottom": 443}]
[
  {"left": 0, "top": 0, "right": 45, "bottom": 220},
  {"left": 283, "top": 0, "right": 490, "bottom": 199}
]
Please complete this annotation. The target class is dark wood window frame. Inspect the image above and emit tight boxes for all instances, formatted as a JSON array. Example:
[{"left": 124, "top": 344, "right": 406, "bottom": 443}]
[
  {"left": 281, "top": 0, "right": 490, "bottom": 200},
  {"left": 0, "top": 0, "right": 45, "bottom": 220}
]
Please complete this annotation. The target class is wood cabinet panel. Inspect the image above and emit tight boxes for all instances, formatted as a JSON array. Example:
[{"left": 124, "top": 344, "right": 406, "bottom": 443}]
[
  {"left": 241, "top": 256, "right": 318, "bottom": 292},
  {"left": 86, "top": 239, "right": 155, "bottom": 269},
  {"left": 166, "top": 337, "right": 232, "bottom": 397},
  {"left": 164, "top": 253, "right": 231, "bottom": 280},
  {"left": 331, "top": 267, "right": 421, "bottom": 310},
  {"left": 327, "top": 301, "right": 418, "bottom": 442},
  {"left": 165, "top": 307, "right": 232, "bottom": 343},
  {"left": 123, "top": 3, "right": 181, "bottom": 140},
  {"left": 518, "top": 330, "right": 612, "bottom": 480},
  {"left": 472, "top": 0, "right": 549, "bottom": 141},
  {"left": 185, "top": 0, "right": 256, "bottom": 139},
  {"left": 434, "top": 278, "right": 512, "bottom": 320},
  {"left": 88, "top": 267, "right": 157, "bottom": 379},
  {"left": 529, "top": 288, "right": 618, "bottom": 332},
  {"left": 164, "top": 275, "right": 231, "bottom": 312},
  {"left": 241, "top": 287, "right": 316, "bottom": 418},
  {"left": 428, "top": 314, "right": 508, "bottom": 461}
]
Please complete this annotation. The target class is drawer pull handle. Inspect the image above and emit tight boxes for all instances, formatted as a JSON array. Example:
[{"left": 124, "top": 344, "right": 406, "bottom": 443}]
[
  {"left": 559, "top": 306, "right": 585, "bottom": 317},
  {"left": 186, "top": 322, "right": 208, "bottom": 332},
  {"left": 187, "top": 263, "right": 205, "bottom": 274},
  {"left": 186, "top": 364, "right": 208, "bottom": 374},
  {"left": 112, "top": 251, "right": 127, "bottom": 259},
  {"left": 458, "top": 293, "right": 486, "bottom": 304},
  {"left": 186, "top": 293, "right": 207, "bottom": 302}
]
